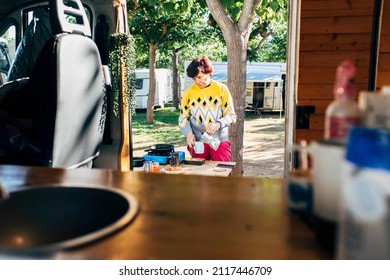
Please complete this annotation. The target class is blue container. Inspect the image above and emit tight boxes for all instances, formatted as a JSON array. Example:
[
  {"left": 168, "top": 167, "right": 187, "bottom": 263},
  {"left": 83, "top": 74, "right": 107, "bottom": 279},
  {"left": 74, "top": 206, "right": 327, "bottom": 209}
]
[{"left": 346, "top": 126, "right": 390, "bottom": 170}]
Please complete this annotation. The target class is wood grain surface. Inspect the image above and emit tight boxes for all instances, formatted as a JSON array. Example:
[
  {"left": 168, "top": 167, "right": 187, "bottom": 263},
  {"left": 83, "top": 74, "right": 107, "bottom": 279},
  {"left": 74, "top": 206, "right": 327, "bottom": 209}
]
[{"left": 0, "top": 165, "right": 331, "bottom": 260}]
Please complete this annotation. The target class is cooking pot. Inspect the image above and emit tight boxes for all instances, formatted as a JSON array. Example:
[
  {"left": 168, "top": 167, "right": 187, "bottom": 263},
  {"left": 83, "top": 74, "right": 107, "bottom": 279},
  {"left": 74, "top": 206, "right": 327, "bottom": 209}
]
[
  {"left": 145, "top": 144, "right": 175, "bottom": 155},
  {"left": 133, "top": 157, "right": 145, "bottom": 168}
]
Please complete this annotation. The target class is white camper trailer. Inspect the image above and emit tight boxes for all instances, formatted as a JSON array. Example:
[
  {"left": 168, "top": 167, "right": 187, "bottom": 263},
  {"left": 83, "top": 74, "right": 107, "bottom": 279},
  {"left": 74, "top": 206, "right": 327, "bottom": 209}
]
[
  {"left": 184, "top": 62, "right": 286, "bottom": 113},
  {"left": 135, "top": 68, "right": 172, "bottom": 109}
]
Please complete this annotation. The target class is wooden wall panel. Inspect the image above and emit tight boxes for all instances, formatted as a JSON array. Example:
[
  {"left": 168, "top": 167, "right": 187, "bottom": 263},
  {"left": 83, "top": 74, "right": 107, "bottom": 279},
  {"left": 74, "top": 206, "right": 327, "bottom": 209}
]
[
  {"left": 298, "top": 83, "right": 368, "bottom": 101},
  {"left": 299, "top": 51, "right": 370, "bottom": 68},
  {"left": 301, "top": 0, "right": 374, "bottom": 12},
  {"left": 298, "top": 65, "right": 369, "bottom": 83},
  {"left": 377, "top": 53, "right": 390, "bottom": 71},
  {"left": 309, "top": 114, "right": 325, "bottom": 130},
  {"left": 376, "top": 71, "right": 390, "bottom": 87},
  {"left": 297, "top": 84, "right": 333, "bottom": 100},
  {"left": 301, "top": 16, "right": 372, "bottom": 34},
  {"left": 380, "top": 2, "right": 390, "bottom": 35},
  {"left": 296, "top": 0, "right": 375, "bottom": 144},
  {"left": 379, "top": 34, "right": 390, "bottom": 52},
  {"left": 300, "top": 34, "right": 371, "bottom": 51},
  {"left": 295, "top": 130, "right": 324, "bottom": 144}
]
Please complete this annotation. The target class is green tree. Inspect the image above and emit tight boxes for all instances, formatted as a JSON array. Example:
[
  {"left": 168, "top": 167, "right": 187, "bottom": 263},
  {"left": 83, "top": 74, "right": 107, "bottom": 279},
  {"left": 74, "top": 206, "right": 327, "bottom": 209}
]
[
  {"left": 129, "top": 0, "right": 210, "bottom": 122},
  {"left": 248, "top": 20, "right": 287, "bottom": 62}
]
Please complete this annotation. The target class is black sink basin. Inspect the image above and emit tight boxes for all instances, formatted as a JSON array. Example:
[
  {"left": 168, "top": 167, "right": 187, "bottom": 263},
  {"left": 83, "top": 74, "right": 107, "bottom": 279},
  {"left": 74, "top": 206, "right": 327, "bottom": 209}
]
[{"left": 0, "top": 185, "right": 138, "bottom": 255}]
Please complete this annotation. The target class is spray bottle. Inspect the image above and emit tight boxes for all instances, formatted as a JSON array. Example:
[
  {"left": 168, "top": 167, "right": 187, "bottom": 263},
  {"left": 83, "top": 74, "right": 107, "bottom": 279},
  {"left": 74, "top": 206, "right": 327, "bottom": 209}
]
[{"left": 324, "top": 60, "right": 362, "bottom": 143}]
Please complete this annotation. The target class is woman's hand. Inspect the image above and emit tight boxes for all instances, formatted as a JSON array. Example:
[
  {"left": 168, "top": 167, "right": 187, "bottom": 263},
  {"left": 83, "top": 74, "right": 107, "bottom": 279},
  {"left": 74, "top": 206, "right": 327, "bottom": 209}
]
[
  {"left": 206, "top": 122, "right": 221, "bottom": 134},
  {"left": 186, "top": 132, "right": 195, "bottom": 147}
]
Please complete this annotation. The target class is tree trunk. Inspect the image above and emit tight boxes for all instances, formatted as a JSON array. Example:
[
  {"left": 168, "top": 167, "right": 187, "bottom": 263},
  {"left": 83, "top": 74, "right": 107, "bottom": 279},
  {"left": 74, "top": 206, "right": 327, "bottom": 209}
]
[
  {"left": 205, "top": 0, "right": 256, "bottom": 176},
  {"left": 146, "top": 42, "right": 158, "bottom": 123},
  {"left": 226, "top": 30, "right": 248, "bottom": 176},
  {"left": 172, "top": 47, "right": 182, "bottom": 109}
]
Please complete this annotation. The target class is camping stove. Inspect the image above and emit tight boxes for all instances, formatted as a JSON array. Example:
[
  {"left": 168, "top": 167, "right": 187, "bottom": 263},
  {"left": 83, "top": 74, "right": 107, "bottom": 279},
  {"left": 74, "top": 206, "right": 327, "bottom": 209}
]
[{"left": 143, "top": 151, "right": 185, "bottom": 165}]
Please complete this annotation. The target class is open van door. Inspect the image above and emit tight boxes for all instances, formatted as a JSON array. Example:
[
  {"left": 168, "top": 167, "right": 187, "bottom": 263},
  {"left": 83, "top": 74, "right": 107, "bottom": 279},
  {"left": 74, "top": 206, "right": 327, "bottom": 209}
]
[{"left": 0, "top": 0, "right": 132, "bottom": 171}]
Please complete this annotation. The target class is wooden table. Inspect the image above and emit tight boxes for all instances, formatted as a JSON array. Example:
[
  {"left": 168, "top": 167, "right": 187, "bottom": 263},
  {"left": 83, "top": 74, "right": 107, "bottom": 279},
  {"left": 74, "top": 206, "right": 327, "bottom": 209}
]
[
  {"left": 0, "top": 164, "right": 332, "bottom": 260},
  {"left": 161, "top": 161, "right": 236, "bottom": 177}
]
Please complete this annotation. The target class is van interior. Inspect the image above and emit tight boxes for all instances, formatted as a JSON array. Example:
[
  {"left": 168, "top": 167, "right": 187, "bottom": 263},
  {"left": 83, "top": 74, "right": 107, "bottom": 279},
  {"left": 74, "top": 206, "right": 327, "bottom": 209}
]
[{"left": 0, "top": 0, "right": 121, "bottom": 169}]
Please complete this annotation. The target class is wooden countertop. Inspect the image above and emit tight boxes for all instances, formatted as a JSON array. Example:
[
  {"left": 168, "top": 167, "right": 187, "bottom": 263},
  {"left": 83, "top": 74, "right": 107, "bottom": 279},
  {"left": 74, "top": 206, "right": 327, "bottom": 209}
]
[
  {"left": 0, "top": 164, "right": 331, "bottom": 260},
  {"left": 156, "top": 160, "right": 235, "bottom": 177}
]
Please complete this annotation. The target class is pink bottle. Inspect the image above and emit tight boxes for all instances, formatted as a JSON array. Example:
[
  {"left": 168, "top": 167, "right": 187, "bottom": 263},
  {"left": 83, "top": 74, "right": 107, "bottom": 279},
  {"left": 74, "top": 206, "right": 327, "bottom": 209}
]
[{"left": 324, "top": 60, "right": 362, "bottom": 143}]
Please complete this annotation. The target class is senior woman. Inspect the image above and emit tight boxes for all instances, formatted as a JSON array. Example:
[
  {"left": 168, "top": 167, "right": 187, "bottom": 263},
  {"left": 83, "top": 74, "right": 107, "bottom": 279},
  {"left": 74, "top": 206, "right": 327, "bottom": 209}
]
[{"left": 178, "top": 56, "right": 237, "bottom": 162}]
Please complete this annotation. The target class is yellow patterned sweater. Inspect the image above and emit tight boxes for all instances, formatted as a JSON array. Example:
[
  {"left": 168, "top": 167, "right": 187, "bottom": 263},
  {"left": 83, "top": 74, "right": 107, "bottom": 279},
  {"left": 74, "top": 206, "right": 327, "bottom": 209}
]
[{"left": 179, "top": 80, "right": 237, "bottom": 142}]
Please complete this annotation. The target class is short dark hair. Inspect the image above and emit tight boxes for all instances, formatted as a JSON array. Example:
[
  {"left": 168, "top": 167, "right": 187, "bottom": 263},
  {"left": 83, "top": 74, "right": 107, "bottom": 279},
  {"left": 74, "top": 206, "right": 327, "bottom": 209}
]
[{"left": 186, "top": 56, "right": 214, "bottom": 78}]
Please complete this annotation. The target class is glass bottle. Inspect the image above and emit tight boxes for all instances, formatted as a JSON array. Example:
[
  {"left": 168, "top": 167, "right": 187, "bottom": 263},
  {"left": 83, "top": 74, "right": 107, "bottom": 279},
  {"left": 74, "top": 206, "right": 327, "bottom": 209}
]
[{"left": 324, "top": 60, "right": 362, "bottom": 143}]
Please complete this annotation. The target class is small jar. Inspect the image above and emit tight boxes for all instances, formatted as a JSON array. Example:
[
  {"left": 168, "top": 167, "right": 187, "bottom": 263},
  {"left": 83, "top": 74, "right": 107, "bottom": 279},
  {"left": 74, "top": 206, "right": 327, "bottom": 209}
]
[
  {"left": 150, "top": 161, "right": 160, "bottom": 173},
  {"left": 170, "top": 152, "right": 180, "bottom": 167}
]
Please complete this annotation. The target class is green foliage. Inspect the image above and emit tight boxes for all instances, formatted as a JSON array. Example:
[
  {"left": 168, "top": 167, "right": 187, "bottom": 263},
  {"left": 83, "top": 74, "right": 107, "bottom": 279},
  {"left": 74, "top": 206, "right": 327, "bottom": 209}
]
[
  {"left": 257, "top": 0, "right": 288, "bottom": 22},
  {"left": 109, "top": 33, "right": 137, "bottom": 116},
  {"left": 148, "top": 31, "right": 227, "bottom": 72},
  {"left": 129, "top": 0, "right": 196, "bottom": 46},
  {"left": 129, "top": 0, "right": 287, "bottom": 69},
  {"left": 248, "top": 21, "right": 287, "bottom": 62},
  {"left": 216, "top": 0, "right": 286, "bottom": 23},
  {"left": 210, "top": 0, "right": 288, "bottom": 63},
  {"left": 129, "top": 0, "right": 226, "bottom": 72}
]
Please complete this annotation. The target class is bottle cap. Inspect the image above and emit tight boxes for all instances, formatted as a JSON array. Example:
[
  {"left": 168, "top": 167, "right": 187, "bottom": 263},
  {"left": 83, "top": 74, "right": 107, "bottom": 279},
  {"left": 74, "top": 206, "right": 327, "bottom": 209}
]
[{"left": 333, "top": 60, "right": 357, "bottom": 99}]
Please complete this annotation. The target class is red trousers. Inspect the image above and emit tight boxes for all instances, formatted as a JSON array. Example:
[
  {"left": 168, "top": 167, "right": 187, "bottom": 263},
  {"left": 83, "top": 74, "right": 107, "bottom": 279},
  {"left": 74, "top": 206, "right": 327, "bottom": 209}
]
[{"left": 187, "top": 141, "right": 231, "bottom": 162}]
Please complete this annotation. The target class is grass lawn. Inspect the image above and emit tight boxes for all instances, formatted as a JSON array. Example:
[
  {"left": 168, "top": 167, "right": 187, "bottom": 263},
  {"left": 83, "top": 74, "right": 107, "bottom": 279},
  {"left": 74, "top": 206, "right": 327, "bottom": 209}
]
[{"left": 131, "top": 107, "right": 184, "bottom": 145}]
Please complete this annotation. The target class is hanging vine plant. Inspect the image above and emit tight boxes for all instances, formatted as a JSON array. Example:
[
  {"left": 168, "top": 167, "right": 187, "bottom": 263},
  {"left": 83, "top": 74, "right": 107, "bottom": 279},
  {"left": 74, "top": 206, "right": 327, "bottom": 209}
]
[{"left": 109, "top": 32, "right": 136, "bottom": 116}]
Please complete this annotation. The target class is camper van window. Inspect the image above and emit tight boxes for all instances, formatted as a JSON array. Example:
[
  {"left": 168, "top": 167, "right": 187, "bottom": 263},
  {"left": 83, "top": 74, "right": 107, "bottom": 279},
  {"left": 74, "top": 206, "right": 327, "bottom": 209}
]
[
  {"left": 24, "top": 5, "right": 92, "bottom": 30},
  {"left": 0, "top": 25, "right": 16, "bottom": 61},
  {"left": 24, "top": 6, "right": 49, "bottom": 29},
  {"left": 0, "top": 43, "right": 10, "bottom": 72},
  {"left": 0, "top": 27, "right": 14, "bottom": 84},
  {"left": 135, "top": 79, "right": 143, "bottom": 90},
  {"left": 166, "top": 76, "right": 170, "bottom": 87},
  {"left": 63, "top": 7, "right": 93, "bottom": 28}
]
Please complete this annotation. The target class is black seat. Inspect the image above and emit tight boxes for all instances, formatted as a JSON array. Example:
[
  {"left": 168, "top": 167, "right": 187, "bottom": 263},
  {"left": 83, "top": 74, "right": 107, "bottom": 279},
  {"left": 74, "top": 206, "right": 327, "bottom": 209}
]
[{"left": 0, "top": 0, "right": 106, "bottom": 168}]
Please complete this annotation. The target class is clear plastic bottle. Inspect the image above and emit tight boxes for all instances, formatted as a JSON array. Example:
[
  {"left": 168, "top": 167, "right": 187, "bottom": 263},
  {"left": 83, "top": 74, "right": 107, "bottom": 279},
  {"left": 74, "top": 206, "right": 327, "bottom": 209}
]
[
  {"left": 337, "top": 126, "right": 390, "bottom": 260},
  {"left": 324, "top": 60, "right": 362, "bottom": 143}
]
